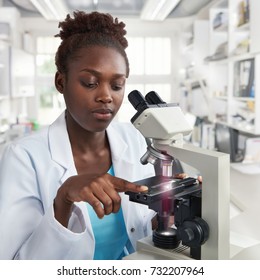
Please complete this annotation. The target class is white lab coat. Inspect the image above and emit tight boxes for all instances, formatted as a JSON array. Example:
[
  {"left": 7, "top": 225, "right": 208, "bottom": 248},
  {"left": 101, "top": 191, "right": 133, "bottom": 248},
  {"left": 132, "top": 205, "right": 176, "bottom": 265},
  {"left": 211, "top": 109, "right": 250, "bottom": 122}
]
[{"left": 0, "top": 112, "right": 155, "bottom": 260}]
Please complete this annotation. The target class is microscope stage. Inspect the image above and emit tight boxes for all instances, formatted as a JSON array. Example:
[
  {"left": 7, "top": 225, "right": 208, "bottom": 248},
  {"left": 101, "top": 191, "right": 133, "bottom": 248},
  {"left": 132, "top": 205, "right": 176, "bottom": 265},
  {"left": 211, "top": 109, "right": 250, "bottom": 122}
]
[{"left": 126, "top": 176, "right": 201, "bottom": 206}]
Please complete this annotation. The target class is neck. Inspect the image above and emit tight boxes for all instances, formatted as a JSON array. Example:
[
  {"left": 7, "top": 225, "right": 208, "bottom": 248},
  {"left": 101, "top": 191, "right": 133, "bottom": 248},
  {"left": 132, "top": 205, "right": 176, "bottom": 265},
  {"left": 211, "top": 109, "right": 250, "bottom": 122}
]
[{"left": 65, "top": 111, "right": 108, "bottom": 153}]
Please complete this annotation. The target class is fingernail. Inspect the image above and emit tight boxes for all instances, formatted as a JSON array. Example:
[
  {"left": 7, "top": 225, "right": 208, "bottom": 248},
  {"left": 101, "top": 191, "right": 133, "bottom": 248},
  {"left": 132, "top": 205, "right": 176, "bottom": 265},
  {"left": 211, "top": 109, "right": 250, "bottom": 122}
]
[{"left": 139, "top": 185, "right": 148, "bottom": 192}]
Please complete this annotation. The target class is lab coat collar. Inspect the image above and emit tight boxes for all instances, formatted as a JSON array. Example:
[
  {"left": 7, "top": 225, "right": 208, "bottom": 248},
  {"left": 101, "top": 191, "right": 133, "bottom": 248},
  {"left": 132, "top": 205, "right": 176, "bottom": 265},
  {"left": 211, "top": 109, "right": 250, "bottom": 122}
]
[
  {"left": 107, "top": 122, "right": 135, "bottom": 179},
  {"left": 48, "top": 112, "right": 134, "bottom": 181},
  {"left": 48, "top": 112, "right": 76, "bottom": 181},
  {"left": 107, "top": 124, "right": 128, "bottom": 162}
]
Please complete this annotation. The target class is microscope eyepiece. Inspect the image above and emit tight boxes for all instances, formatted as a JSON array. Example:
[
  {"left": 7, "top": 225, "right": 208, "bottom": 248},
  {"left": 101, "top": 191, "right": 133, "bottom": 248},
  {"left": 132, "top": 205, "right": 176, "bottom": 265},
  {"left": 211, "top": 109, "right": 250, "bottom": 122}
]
[
  {"left": 145, "top": 91, "right": 166, "bottom": 105},
  {"left": 128, "top": 90, "right": 149, "bottom": 111}
]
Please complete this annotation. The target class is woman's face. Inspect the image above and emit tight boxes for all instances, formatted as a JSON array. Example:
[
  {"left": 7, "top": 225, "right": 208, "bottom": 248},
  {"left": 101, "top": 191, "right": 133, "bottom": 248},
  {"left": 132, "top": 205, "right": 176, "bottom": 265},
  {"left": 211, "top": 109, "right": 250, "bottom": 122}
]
[{"left": 56, "top": 45, "right": 127, "bottom": 132}]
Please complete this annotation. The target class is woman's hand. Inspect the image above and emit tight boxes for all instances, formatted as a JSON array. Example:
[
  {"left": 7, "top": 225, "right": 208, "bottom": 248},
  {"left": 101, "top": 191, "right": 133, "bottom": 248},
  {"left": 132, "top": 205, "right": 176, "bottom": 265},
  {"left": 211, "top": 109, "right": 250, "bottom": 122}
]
[
  {"left": 174, "top": 173, "right": 202, "bottom": 183},
  {"left": 54, "top": 173, "right": 147, "bottom": 227}
]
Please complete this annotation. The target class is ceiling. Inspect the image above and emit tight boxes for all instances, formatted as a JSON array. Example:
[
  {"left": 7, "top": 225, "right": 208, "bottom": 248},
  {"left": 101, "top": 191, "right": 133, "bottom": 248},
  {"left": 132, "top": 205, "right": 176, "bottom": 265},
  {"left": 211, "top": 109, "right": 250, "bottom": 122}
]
[
  {"left": 2, "top": 0, "right": 145, "bottom": 17},
  {"left": 2, "top": 0, "right": 215, "bottom": 20}
]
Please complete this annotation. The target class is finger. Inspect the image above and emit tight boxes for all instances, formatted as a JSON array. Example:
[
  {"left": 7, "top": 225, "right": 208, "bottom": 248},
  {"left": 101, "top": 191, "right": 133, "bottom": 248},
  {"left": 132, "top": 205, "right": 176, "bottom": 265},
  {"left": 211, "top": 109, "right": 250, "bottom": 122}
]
[
  {"left": 110, "top": 177, "right": 148, "bottom": 193},
  {"left": 197, "top": 175, "right": 203, "bottom": 183},
  {"left": 91, "top": 175, "right": 122, "bottom": 214},
  {"left": 87, "top": 194, "right": 105, "bottom": 219},
  {"left": 91, "top": 188, "right": 114, "bottom": 216},
  {"left": 168, "top": 215, "right": 175, "bottom": 227},
  {"left": 100, "top": 194, "right": 113, "bottom": 216},
  {"left": 90, "top": 184, "right": 121, "bottom": 216},
  {"left": 101, "top": 187, "right": 122, "bottom": 214},
  {"left": 174, "top": 173, "right": 188, "bottom": 179}
]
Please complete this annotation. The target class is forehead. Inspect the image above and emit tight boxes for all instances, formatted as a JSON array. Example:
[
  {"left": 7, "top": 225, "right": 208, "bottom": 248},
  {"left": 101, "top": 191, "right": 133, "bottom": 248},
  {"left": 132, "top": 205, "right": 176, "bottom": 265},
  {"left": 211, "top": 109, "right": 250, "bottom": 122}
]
[{"left": 68, "top": 46, "right": 127, "bottom": 75}]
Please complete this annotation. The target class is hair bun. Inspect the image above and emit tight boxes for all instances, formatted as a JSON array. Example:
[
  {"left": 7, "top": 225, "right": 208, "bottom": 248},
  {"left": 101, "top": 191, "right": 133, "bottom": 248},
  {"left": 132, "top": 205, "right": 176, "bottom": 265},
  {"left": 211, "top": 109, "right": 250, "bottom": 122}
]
[{"left": 56, "top": 11, "right": 128, "bottom": 49}]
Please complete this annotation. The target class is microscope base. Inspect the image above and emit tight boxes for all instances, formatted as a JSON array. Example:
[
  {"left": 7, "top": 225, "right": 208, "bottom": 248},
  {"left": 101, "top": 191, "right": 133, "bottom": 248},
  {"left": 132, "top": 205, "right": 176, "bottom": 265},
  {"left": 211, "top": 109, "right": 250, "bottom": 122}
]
[
  {"left": 124, "top": 236, "right": 192, "bottom": 260},
  {"left": 125, "top": 216, "right": 260, "bottom": 260}
]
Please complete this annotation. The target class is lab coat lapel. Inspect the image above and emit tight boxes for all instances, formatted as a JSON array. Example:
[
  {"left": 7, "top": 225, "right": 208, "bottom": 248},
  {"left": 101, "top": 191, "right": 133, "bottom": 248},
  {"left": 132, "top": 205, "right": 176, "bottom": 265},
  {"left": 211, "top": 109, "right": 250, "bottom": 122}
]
[
  {"left": 49, "top": 116, "right": 137, "bottom": 184},
  {"left": 48, "top": 112, "right": 77, "bottom": 183},
  {"left": 106, "top": 123, "right": 137, "bottom": 240},
  {"left": 106, "top": 123, "right": 135, "bottom": 181},
  {"left": 48, "top": 114, "right": 136, "bottom": 184}
]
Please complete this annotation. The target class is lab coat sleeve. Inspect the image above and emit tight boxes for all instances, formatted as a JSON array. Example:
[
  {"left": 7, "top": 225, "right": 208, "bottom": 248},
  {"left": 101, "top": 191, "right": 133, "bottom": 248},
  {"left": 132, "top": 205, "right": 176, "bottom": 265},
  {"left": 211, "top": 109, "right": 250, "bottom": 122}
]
[{"left": 0, "top": 144, "right": 90, "bottom": 260}]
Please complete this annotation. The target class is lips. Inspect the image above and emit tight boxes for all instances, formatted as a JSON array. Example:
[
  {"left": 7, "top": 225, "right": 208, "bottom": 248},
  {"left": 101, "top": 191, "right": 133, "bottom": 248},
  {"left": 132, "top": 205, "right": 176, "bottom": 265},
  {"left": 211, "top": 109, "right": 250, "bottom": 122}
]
[{"left": 92, "top": 108, "right": 113, "bottom": 121}]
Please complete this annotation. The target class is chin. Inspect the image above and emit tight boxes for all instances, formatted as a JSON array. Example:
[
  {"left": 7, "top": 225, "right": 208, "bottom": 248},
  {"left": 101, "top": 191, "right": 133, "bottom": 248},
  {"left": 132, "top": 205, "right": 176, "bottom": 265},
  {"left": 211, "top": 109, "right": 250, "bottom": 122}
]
[{"left": 87, "top": 119, "right": 113, "bottom": 132}]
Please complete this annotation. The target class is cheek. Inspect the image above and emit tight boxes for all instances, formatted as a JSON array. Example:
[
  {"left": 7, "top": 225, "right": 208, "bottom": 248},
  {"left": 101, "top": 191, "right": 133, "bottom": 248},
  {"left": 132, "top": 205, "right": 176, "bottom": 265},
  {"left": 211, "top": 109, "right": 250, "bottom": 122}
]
[
  {"left": 63, "top": 92, "right": 91, "bottom": 120},
  {"left": 63, "top": 82, "right": 90, "bottom": 105},
  {"left": 113, "top": 93, "right": 124, "bottom": 109}
]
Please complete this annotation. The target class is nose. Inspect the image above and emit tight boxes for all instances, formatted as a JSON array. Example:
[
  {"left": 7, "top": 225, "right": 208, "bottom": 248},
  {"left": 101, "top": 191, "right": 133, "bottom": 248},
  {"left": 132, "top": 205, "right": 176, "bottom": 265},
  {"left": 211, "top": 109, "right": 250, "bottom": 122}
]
[{"left": 95, "top": 85, "right": 113, "bottom": 103}]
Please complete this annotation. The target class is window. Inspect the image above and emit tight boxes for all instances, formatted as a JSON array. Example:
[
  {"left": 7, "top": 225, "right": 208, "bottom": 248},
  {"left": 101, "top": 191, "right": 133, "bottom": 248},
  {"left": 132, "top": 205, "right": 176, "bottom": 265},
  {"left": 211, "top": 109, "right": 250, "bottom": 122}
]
[
  {"left": 126, "top": 37, "right": 171, "bottom": 75},
  {"left": 36, "top": 36, "right": 64, "bottom": 125},
  {"left": 144, "top": 37, "right": 171, "bottom": 75},
  {"left": 117, "top": 36, "right": 172, "bottom": 122},
  {"left": 126, "top": 38, "right": 145, "bottom": 75}
]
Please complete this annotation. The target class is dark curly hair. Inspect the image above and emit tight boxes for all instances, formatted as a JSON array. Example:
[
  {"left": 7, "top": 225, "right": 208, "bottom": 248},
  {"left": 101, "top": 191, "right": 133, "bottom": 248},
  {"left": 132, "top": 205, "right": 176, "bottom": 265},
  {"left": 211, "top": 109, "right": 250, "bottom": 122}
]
[{"left": 55, "top": 11, "right": 130, "bottom": 77}]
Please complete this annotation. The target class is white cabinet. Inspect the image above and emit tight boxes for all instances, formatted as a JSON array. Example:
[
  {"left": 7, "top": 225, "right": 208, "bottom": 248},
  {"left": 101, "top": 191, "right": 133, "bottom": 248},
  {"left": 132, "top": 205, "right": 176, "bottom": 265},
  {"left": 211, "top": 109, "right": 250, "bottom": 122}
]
[
  {"left": 207, "top": 0, "right": 260, "bottom": 134},
  {"left": 0, "top": 7, "right": 36, "bottom": 128},
  {"left": 0, "top": 7, "right": 23, "bottom": 48}
]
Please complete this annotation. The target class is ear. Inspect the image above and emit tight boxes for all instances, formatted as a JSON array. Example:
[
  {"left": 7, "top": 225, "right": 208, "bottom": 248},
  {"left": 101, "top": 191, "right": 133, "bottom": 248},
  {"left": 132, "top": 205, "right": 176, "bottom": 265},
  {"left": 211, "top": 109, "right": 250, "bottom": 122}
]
[{"left": 55, "top": 71, "right": 65, "bottom": 94}]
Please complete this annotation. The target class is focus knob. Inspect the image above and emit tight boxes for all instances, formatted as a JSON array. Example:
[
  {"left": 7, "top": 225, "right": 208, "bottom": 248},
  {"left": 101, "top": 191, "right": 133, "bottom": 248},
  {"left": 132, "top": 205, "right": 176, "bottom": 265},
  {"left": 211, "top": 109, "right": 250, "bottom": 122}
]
[{"left": 177, "top": 217, "right": 209, "bottom": 247}]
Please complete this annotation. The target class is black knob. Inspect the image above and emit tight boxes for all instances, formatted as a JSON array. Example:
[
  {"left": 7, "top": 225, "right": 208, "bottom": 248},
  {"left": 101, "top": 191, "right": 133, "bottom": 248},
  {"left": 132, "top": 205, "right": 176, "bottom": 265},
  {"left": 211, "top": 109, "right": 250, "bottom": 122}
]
[
  {"left": 177, "top": 217, "right": 209, "bottom": 247},
  {"left": 182, "top": 228, "right": 195, "bottom": 243}
]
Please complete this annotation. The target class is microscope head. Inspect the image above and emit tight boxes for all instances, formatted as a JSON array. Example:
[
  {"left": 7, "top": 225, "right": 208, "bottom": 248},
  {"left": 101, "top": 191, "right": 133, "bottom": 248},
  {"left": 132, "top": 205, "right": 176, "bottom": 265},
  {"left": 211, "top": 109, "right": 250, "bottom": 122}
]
[
  {"left": 128, "top": 90, "right": 193, "bottom": 144},
  {"left": 128, "top": 90, "right": 193, "bottom": 177}
]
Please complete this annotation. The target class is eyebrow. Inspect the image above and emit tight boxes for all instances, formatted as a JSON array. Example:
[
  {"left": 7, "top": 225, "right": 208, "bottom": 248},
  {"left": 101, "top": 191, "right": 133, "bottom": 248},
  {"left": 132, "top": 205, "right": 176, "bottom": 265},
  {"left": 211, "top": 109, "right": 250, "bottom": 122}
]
[{"left": 80, "top": 68, "right": 126, "bottom": 78}]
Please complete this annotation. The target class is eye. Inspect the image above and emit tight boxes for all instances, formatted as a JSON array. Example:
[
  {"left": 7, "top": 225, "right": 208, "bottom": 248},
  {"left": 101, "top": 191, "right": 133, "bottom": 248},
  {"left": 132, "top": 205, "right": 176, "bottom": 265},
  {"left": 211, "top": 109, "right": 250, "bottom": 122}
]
[
  {"left": 111, "top": 79, "right": 125, "bottom": 91},
  {"left": 81, "top": 81, "right": 98, "bottom": 89},
  {"left": 112, "top": 84, "right": 124, "bottom": 91}
]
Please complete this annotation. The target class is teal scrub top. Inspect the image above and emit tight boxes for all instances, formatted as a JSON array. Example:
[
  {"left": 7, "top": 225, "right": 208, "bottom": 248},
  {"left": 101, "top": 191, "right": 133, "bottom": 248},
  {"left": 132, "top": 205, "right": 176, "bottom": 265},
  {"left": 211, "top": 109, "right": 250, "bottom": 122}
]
[{"left": 86, "top": 166, "right": 129, "bottom": 259}]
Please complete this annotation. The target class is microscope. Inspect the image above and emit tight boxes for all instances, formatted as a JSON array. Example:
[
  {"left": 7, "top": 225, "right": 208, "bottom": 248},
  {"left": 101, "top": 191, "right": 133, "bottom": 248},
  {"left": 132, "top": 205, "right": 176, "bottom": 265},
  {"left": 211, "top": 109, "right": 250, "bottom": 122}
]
[{"left": 125, "top": 90, "right": 230, "bottom": 260}]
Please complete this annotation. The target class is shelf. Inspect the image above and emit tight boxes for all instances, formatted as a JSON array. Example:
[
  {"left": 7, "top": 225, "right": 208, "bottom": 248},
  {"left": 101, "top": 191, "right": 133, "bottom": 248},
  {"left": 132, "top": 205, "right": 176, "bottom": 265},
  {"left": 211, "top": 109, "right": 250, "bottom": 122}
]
[
  {"left": 207, "top": 0, "right": 260, "bottom": 135},
  {"left": 207, "top": 58, "right": 228, "bottom": 65},
  {"left": 236, "top": 22, "right": 250, "bottom": 31},
  {"left": 213, "top": 23, "right": 228, "bottom": 32},
  {"left": 183, "top": 77, "right": 206, "bottom": 85},
  {"left": 230, "top": 52, "right": 254, "bottom": 61},
  {"left": 207, "top": 53, "right": 255, "bottom": 64},
  {"left": 216, "top": 120, "right": 255, "bottom": 134},
  {"left": 233, "top": 96, "right": 255, "bottom": 101}
]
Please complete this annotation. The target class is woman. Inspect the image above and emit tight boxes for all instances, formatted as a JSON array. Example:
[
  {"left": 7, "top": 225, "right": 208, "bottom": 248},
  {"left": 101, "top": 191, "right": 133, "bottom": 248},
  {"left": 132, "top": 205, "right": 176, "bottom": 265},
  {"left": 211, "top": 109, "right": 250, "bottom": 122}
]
[{"left": 0, "top": 11, "right": 155, "bottom": 260}]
